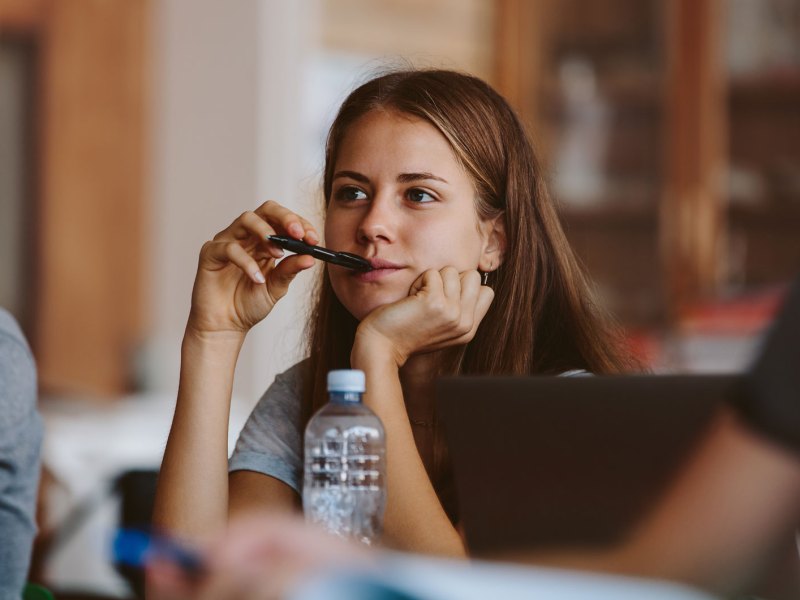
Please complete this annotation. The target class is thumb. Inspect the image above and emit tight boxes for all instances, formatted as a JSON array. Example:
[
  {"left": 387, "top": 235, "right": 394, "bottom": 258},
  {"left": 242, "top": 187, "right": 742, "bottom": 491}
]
[{"left": 265, "top": 254, "right": 315, "bottom": 303}]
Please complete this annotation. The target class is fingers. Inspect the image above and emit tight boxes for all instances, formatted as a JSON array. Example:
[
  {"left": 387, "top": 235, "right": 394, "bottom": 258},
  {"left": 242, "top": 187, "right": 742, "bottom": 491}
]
[
  {"left": 201, "top": 200, "right": 321, "bottom": 281},
  {"left": 213, "top": 201, "right": 320, "bottom": 259},
  {"left": 265, "top": 254, "right": 315, "bottom": 304},
  {"left": 440, "top": 266, "right": 462, "bottom": 299},
  {"left": 254, "top": 200, "right": 320, "bottom": 244},
  {"left": 233, "top": 211, "right": 285, "bottom": 259},
  {"left": 450, "top": 269, "right": 486, "bottom": 341},
  {"left": 412, "top": 268, "right": 490, "bottom": 341},
  {"left": 409, "top": 268, "right": 440, "bottom": 296},
  {"left": 202, "top": 240, "right": 268, "bottom": 284}
]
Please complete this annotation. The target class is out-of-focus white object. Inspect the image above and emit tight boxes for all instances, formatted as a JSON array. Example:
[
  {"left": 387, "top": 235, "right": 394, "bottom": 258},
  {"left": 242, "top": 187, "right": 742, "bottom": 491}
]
[
  {"left": 292, "top": 553, "right": 721, "bottom": 600},
  {"left": 39, "top": 393, "right": 250, "bottom": 595},
  {"left": 727, "top": 0, "right": 800, "bottom": 75},
  {"left": 553, "top": 57, "right": 610, "bottom": 207}
]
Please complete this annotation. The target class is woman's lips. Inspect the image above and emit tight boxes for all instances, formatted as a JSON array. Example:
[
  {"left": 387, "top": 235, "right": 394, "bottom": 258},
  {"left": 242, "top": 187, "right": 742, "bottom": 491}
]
[
  {"left": 352, "top": 257, "right": 405, "bottom": 282},
  {"left": 368, "top": 258, "right": 403, "bottom": 270}
]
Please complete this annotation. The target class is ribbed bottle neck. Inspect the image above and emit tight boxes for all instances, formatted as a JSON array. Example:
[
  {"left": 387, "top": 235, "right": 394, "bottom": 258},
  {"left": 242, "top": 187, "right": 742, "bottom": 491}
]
[{"left": 328, "top": 391, "right": 362, "bottom": 404}]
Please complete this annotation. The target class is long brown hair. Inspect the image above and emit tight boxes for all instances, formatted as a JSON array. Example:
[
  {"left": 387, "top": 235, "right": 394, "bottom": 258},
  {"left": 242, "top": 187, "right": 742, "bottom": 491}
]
[{"left": 301, "top": 68, "right": 636, "bottom": 517}]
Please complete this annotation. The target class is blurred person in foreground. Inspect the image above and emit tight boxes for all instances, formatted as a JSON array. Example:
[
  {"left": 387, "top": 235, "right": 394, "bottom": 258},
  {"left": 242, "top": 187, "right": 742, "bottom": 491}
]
[
  {"left": 150, "top": 277, "right": 800, "bottom": 599},
  {"left": 527, "top": 275, "right": 800, "bottom": 597},
  {"left": 0, "top": 308, "right": 43, "bottom": 599},
  {"left": 595, "top": 277, "right": 800, "bottom": 596},
  {"left": 146, "top": 512, "right": 717, "bottom": 600}
]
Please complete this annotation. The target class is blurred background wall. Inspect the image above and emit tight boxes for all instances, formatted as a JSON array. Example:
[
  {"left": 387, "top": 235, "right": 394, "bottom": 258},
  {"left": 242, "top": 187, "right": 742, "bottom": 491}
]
[
  {"left": 1, "top": 0, "right": 498, "bottom": 404},
  {"left": 1, "top": 0, "right": 799, "bottom": 595},
  {"left": 3, "top": 0, "right": 799, "bottom": 405}
]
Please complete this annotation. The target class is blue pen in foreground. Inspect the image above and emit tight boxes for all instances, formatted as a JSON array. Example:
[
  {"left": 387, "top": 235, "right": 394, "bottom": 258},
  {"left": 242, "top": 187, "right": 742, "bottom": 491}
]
[{"left": 113, "top": 527, "right": 206, "bottom": 578}]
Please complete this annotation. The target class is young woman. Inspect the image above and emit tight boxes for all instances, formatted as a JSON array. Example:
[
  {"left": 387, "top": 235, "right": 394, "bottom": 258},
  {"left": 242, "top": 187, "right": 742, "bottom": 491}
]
[{"left": 152, "top": 69, "right": 635, "bottom": 556}]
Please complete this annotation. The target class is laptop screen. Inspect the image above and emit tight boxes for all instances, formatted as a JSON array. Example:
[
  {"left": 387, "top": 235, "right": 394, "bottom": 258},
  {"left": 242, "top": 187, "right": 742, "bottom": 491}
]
[{"left": 437, "top": 374, "right": 738, "bottom": 556}]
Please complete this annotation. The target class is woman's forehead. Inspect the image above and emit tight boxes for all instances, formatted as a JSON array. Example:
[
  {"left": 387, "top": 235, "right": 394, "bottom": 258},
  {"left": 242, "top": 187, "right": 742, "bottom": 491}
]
[{"left": 333, "top": 110, "right": 470, "bottom": 181}]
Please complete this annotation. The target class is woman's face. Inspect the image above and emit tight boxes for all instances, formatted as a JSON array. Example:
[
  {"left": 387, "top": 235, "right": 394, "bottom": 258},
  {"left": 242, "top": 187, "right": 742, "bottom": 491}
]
[{"left": 325, "top": 109, "right": 497, "bottom": 320}]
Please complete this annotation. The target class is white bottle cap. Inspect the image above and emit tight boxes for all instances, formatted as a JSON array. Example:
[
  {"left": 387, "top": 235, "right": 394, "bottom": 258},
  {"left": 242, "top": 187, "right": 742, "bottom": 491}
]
[{"left": 327, "top": 369, "right": 365, "bottom": 393}]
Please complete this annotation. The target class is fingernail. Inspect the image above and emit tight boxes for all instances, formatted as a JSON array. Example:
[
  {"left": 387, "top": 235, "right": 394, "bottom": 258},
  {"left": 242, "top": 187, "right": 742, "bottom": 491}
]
[
  {"left": 253, "top": 271, "right": 266, "bottom": 284},
  {"left": 289, "top": 223, "right": 304, "bottom": 238}
]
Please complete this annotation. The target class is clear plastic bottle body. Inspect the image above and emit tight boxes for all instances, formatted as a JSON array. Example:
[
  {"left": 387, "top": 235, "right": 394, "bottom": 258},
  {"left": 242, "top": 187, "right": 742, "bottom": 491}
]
[{"left": 303, "top": 391, "right": 386, "bottom": 545}]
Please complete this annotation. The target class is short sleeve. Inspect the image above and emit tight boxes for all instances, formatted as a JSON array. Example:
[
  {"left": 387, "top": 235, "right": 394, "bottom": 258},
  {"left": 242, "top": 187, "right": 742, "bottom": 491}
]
[{"left": 228, "top": 360, "right": 309, "bottom": 493}]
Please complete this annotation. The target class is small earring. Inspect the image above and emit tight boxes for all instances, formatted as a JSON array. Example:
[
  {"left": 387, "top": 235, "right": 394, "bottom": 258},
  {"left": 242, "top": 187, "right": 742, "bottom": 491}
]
[{"left": 481, "top": 262, "right": 493, "bottom": 286}]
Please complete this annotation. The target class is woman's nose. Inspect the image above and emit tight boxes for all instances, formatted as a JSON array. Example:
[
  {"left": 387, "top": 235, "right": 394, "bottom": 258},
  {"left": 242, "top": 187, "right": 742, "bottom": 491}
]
[{"left": 356, "top": 196, "right": 396, "bottom": 245}]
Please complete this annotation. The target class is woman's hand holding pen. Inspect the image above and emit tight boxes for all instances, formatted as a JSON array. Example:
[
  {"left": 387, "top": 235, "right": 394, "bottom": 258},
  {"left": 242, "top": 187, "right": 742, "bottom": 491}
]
[
  {"left": 155, "top": 201, "right": 318, "bottom": 541},
  {"left": 187, "top": 201, "right": 319, "bottom": 337},
  {"left": 353, "top": 267, "right": 495, "bottom": 368}
]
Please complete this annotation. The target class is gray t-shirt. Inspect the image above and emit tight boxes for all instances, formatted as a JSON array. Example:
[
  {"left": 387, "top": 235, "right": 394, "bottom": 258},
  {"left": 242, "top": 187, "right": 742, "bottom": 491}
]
[
  {"left": 229, "top": 360, "right": 309, "bottom": 493},
  {"left": 0, "top": 309, "right": 43, "bottom": 599},
  {"left": 228, "top": 361, "right": 590, "bottom": 495}
]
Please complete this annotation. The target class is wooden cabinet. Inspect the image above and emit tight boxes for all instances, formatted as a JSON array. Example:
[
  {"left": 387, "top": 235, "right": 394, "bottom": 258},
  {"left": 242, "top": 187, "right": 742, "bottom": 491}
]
[
  {"left": 495, "top": 0, "right": 800, "bottom": 328},
  {"left": 727, "top": 71, "right": 800, "bottom": 288},
  {"left": 0, "top": 0, "right": 148, "bottom": 397}
]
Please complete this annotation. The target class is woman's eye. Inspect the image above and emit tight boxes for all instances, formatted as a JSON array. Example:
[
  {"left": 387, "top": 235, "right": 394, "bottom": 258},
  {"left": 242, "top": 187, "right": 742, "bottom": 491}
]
[
  {"left": 335, "top": 186, "right": 367, "bottom": 202},
  {"left": 407, "top": 189, "right": 435, "bottom": 203}
]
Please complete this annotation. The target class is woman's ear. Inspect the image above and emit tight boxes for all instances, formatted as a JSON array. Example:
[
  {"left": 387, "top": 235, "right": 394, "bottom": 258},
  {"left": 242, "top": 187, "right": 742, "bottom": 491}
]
[{"left": 478, "top": 214, "right": 506, "bottom": 272}]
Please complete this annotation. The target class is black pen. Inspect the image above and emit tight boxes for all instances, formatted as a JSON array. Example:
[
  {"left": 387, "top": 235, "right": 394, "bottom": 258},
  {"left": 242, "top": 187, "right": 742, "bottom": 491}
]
[{"left": 267, "top": 235, "right": 372, "bottom": 272}]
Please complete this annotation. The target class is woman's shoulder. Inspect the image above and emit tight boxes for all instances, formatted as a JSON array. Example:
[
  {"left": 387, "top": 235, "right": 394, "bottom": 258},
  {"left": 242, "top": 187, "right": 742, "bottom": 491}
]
[
  {"left": 258, "top": 358, "right": 312, "bottom": 408},
  {"left": 273, "top": 358, "right": 311, "bottom": 389},
  {"left": 248, "top": 359, "right": 311, "bottom": 424}
]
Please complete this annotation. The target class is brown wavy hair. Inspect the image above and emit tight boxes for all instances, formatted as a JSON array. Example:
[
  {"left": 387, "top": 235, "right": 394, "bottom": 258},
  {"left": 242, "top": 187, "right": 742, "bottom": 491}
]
[{"left": 301, "top": 68, "right": 636, "bottom": 519}]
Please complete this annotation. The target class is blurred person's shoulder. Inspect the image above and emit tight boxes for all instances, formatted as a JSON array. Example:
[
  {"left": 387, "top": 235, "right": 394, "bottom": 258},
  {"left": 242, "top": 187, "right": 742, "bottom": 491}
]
[
  {"left": 0, "top": 307, "right": 28, "bottom": 343},
  {"left": 0, "top": 307, "right": 37, "bottom": 429}
]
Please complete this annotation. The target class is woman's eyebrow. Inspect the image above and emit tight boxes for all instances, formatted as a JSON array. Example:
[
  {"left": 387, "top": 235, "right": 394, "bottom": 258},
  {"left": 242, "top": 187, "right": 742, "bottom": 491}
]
[
  {"left": 397, "top": 172, "right": 448, "bottom": 184},
  {"left": 332, "top": 170, "right": 369, "bottom": 183},
  {"left": 333, "top": 171, "right": 449, "bottom": 185}
]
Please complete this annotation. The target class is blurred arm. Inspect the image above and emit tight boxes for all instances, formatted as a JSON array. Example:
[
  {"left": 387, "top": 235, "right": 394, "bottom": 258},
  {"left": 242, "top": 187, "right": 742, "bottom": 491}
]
[
  {"left": 228, "top": 470, "right": 300, "bottom": 517},
  {"left": 616, "top": 409, "right": 800, "bottom": 594},
  {"left": 518, "top": 409, "right": 800, "bottom": 596}
]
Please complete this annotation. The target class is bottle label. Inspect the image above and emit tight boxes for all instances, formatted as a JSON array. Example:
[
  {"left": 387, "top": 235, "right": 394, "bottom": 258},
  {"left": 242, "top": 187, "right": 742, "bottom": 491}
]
[
  {"left": 303, "top": 424, "right": 386, "bottom": 545},
  {"left": 307, "top": 426, "right": 383, "bottom": 490}
]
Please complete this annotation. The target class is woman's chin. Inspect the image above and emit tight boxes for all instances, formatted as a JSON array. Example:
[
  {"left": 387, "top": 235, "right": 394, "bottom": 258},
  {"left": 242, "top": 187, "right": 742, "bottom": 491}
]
[{"left": 343, "top": 295, "right": 405, "bottom": 322}]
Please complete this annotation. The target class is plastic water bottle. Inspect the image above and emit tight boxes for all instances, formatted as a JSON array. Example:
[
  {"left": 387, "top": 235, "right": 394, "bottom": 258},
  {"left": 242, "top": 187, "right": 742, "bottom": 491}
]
[{"left": 303, "top": 369, "right": 386, "bottom": 545}]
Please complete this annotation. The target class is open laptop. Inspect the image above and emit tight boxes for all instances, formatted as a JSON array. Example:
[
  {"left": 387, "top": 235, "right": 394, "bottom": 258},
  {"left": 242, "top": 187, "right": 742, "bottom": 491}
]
[
  {"left": 438, "top": 274, "right": 800, "bottom": 557},
  {"left": 437, "top": 373, "right": 740, "bottom": 556}
]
